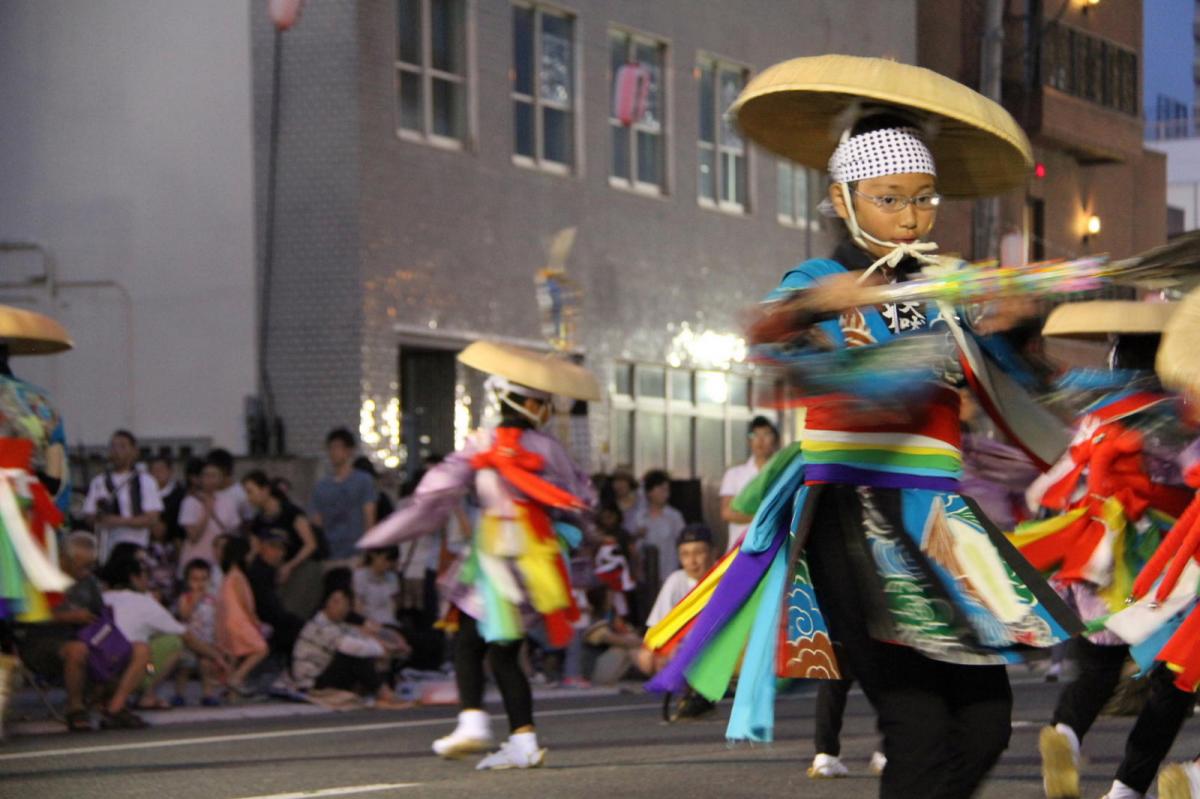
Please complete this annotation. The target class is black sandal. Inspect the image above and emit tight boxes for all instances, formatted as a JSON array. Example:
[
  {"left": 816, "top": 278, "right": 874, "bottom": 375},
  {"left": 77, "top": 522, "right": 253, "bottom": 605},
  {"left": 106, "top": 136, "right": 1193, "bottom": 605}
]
[
  {"left": 65, "top": 709, "right": 92, "bottom": 732},
  {"left": 100, "top": 708, "right": 147, "bottom": 730}
]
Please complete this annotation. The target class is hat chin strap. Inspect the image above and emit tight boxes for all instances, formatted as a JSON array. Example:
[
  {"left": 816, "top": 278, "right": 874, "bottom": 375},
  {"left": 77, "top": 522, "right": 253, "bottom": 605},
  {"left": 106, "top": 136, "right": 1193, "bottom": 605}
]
[
  {"left": 837, "top": 182, "right": 940, "bottom": 284},
  {"left": 496, "top": 389, "right": 549, "bottom": 428}
]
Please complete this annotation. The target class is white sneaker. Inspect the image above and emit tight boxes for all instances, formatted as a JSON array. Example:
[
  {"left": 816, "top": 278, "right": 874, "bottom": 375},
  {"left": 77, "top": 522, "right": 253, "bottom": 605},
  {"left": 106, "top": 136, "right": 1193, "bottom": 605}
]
[
  {"left": 808, "top": 753, "right": 849, "bottom": 779},
  {"left": 1160, "top": 761, "right": 1200, "bottom": 799},
  {"left": 1099, "top": 778, "right": 1145, "bottom": 798},
  {"left": 1039, "top": 725, "right": 1081, "bottom": 799},
  {"left": 475, "top": 731, "right": 546, "bottom": 771},
  {"left": 869, "top": 750, "right": 888, "bottom": 776},
  {"left": 432, "top": 709, "right": 493, "bottom": 759}
]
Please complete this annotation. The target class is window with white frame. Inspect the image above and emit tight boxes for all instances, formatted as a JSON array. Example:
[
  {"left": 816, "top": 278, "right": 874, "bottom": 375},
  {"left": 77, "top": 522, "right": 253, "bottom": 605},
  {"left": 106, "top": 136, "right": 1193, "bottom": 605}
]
[
  {"left": 777, "top": 160, "right": 821, "bottom": 230},
  {"left": 697, "top": 56, "right": 749, "bottom": 212},
  {"left": 396, "top": 0, "right": 469, "bottom": 144},
  {"left": 609, "top": 29, "right": 667, "bottom": 193},
  {"left": 609, "top": 363, "right": 780, "bottom": 481},
  {"left": 512, "top": 3, "right": 575, "bottom": 170}
]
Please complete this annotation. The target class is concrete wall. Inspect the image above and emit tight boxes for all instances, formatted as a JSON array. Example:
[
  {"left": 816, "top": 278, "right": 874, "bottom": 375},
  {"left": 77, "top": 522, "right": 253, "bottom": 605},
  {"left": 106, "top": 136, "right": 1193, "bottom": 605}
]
[{"left": 0, "top": 1, "right": 257, "bottom": 450}]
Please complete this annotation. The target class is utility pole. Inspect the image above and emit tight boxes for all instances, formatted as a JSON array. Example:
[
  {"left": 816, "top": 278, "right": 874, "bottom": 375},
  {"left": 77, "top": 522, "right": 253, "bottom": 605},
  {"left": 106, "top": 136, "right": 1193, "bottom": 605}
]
[{"left": 974, "top": 0, "right": 1005, "bottom": 260}]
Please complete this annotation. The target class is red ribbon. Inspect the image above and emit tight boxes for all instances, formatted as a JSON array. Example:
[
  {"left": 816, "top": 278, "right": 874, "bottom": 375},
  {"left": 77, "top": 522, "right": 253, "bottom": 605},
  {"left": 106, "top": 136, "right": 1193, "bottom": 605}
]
[
  {"left": 1022, "top": 423, "right": 1160, "bottom": 584},
  {"left": 469, "top": 428, "right": 585, "bottom": 510},
  {"left": 1130, "top": 462, "right": 1200, "bottom": 603}
]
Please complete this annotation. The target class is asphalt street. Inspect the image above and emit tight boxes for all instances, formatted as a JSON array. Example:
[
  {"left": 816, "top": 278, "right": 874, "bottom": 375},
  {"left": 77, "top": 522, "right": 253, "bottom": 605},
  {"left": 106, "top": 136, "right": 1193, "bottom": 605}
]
[{"left": 3, "top": 676, "right": 1199, "bottom": 799}]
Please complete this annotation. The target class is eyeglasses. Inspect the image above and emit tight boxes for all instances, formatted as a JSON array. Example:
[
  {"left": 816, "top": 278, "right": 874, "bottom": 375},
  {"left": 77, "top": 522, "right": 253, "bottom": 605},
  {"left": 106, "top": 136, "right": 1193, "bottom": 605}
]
[{"left": 853, "top": 189, "right": 941, "bottom": 214}]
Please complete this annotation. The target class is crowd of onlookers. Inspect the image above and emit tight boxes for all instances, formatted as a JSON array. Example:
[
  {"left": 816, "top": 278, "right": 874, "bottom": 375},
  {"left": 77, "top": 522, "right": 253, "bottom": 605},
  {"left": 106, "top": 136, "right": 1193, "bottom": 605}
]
[{"left": 7, "top": 414, "right": 783, "bottom": 732}]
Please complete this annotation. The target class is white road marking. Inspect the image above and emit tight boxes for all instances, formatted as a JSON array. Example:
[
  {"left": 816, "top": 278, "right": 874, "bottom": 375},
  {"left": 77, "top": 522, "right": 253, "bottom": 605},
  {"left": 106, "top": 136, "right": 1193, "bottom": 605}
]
[
  {"left": 0, "top": 701, "right": 658, "bottom": 762},
  {"left": 231, "top": 783, "right": 418, "bottom": 799}
]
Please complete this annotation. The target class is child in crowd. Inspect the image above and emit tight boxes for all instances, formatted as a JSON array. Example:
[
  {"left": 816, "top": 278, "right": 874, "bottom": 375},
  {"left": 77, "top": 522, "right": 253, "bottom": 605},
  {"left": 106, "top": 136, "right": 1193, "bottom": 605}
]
[
  {"left": 353, "top": 547, "right": 401, "bottom": 627},
  {"left": 216, "top": 537, "right": 269, "bottom": 696},
  {"left": 174, "top": 558, "right": 224, "bottom": 706}
]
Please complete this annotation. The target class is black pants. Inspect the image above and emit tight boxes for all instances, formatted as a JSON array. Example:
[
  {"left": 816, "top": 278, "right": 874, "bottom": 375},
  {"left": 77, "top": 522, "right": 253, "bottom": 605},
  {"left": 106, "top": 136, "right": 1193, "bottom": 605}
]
[
  {"left": 1051, "top": 637, "right": 1130, "bottom": 739},
  {"left": 455, "top": 612, "right": 533, "bottom": 732},
  {"left": 1112, "top": 666, "right": 1195, "bottom": 793},
  {"left": 314, "top": 652, "right": 381, "bottom": 695},
  {"left": 815, "top": 678, "right": 855, "bottom": 757},
  {"left": 806, "top": 485, "right": 1013, "bottom": 799}
]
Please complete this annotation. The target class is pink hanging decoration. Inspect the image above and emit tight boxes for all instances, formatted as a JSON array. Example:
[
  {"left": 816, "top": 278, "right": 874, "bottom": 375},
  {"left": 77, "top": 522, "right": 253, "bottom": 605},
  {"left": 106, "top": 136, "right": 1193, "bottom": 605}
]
[{"left": 613, "top": 63, "right": 650, "bottom": 126}]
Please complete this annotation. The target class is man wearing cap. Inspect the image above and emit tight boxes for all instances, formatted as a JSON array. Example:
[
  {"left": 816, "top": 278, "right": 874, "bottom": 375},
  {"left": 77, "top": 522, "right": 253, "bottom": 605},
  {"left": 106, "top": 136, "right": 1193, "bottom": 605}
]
[{"left": 358, "top": 341, "right": 597, "bottom": 771}]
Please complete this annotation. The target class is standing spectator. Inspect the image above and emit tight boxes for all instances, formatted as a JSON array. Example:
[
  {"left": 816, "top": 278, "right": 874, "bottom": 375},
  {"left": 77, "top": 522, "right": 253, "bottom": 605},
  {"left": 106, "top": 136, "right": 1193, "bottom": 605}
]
[
  {"left": 718, "top": 416, "right": 780, "bottom": 553},
  {"left": 243, "top": 470, "right": 323, "bottom": 620},
  {"left": 610, "top": 469, "right": 644, "bottom": 535},
  {"left": 207, "top": 448, "right": 254, "bottom": 524},
  {"left": 310, "top": 428, "right": 376, "bottom": 568},
  {"left": 291, "top": 586, "right": 408, "bottom": 709},
  {"left": 84, "top": 430, "right": 163, "bottom": 563},
  {"left": 215, "top": 537, "right": 269, "bottom": 695},
  {"left": 177, "top": 460, "right": 240, "bottom": 577},
  {"left": 245, "top": 530, "right": 305, "bottom": 660},
  {"left": 174, "top": 559, "right": 223, "bottom": 706},
  {"left": 631, "top": 469, "right": 685, "bottom": 594},
  {"left": 354, "top": 456, "right": 395, "bottom": 520},
  {"left": 149, "top": 453, "right": 187, "bottom": 544}
]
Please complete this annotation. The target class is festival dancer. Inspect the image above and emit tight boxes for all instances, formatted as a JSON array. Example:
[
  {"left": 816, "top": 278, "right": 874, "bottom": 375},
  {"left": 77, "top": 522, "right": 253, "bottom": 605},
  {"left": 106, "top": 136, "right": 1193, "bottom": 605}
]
[
  {"left": 1006, "top": 301, "right": 1192, "bottom": 799},
  {"left": 357, "top": 340, "right": 597, "bottom": 770},
  {"left": 644, "top": 54, "right": 1080, "bottom": 799},
  {"left": 0, "top": 305, "right": 76, "bottom": 737}
]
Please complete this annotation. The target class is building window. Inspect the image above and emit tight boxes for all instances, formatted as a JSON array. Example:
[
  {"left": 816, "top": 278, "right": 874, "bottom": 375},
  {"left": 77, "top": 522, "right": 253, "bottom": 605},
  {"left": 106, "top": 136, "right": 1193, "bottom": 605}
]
[
  {"left": 396, "top": 0, "right": 469, "bottom": 144},
  {"left": 512, "top": 3, "right": 575, "bottom": 171},
  {"left": 698, "top": 56, "right": 749, "bottom": 212},
  {"left": 777, "top": 160, "right": 821, "bottom": 230},
  {"left": 609, "top": 29, "right": 667, "bottom": 193},
  {"left": 609, "top": 362, "right": 779, "bottom": 481},
  {"left": 1041, "top": 22, "right": 1137, "bottom": 116}
]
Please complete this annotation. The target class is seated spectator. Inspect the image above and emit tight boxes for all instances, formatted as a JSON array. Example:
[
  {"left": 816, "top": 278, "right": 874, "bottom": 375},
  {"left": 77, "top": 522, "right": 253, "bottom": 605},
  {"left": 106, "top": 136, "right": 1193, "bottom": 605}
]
[
  {"left": 215, "top": 537, "right": 269, "bottom": 696},
  {"left": 245, "top": 530, "right": 305, "bottom": 660},
  {"left": 178, "top": 459, "right": 240, "bottom": 578},
  {"left": 13, "top": 532, "right": 150, "bottom": 731},
  {"left": 173, "top": 559, "right": 223, "bottom": 706},
  {"left": 243, "top": 470, "right": 322, "bottom": 619},
  {"left": 353, "top": 547, "right": 401, "bottom": 627},
  {"left": 102, "top": 555, "right": 230, "bottom": 711},
  {"left": 291, "top": 586, "right": 408, "bottom": 709},
  {"left": 580, "top": 587, "right": 644, "bottom": 686},
  {"left": 636, "top": 525, "right": 717, "bottom": 676}
]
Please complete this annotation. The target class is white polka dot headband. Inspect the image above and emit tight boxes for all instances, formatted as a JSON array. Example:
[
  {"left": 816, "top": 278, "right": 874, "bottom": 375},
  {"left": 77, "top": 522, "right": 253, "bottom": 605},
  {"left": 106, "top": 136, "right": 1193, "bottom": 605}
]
[{"left": 828, "top": 127, "right": 937, "bottom": 184}]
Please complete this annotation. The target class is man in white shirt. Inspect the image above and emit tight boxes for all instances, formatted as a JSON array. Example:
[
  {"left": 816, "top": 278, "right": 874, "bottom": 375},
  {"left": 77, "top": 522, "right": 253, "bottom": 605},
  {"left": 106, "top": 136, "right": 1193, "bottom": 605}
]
[
  {"left": 84, "top": 430, "right": 163, "bottom": 563},
  {"left": 643, "top": 524, "right": 716, "bottom": 629},
  {"left": 208, "top": 447, "right": 255, "bottom": 523},
  {"left": 718, "top": 416, "right": 781, "bottom": 553}
]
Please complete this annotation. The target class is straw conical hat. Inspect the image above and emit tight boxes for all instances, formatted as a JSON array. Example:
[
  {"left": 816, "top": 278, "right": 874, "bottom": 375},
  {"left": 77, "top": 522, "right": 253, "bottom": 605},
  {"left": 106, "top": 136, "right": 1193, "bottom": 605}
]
[
  {"left": 458, "top": 341, "right": 601, "bottom": 401},
  {"left": 1158, "top": 286, "right": 1200, "bottom": 395},
  {"left": 0, "top": 305, "right": 73, "bottom": 355},
  {"left": 1042, "top": 301, "right": 1177, "bottom": 339},
  {"left": 729, "top": 54, "right": 1033, "bottom": 198}
]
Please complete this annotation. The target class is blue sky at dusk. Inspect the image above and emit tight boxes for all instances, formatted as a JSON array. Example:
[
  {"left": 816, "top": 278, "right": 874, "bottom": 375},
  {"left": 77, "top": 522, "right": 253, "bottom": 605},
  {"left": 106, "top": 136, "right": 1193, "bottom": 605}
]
[{"left": 1144, "top": 0, "right": 1194, "bottom": 113}]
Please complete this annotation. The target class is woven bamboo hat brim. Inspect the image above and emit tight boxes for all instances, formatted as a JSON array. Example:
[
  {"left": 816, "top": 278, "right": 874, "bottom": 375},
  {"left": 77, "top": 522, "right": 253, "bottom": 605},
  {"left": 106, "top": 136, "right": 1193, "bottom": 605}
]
[
  {"left": 1158, "top": 286, "right": 1200, "bottom": 395},
  {"left": 0, "top": 305, "right": 74, "bottom": 355},
  {"left": 729, "top": 55, "right": 1034, "bottom": 198},
  {"left": 1042, "top": 301, "right": 1177, "bottom": 339},
  {"left": 458, "top": 341, "right": 601, "bottom": 401}
]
